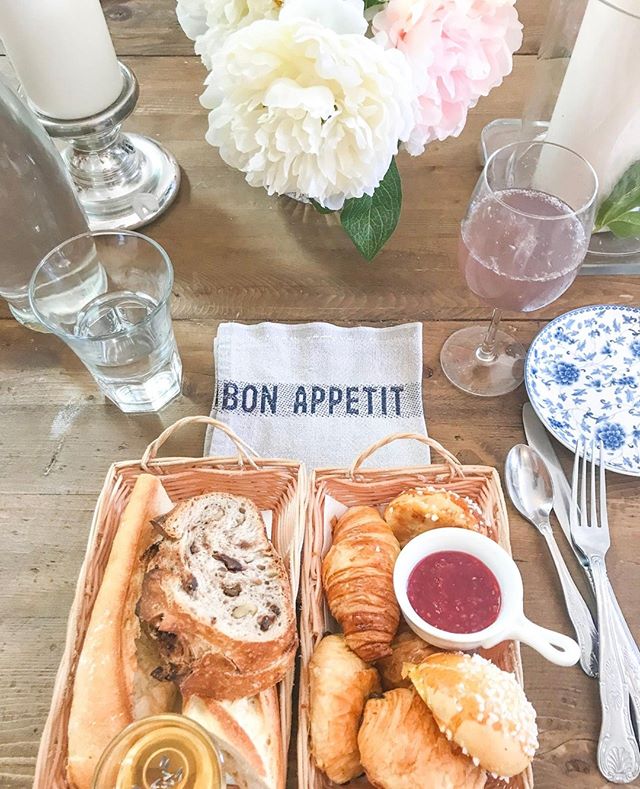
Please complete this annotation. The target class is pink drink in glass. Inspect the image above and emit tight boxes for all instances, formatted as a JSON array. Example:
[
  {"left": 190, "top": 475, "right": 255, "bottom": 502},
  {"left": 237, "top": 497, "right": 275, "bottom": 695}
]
[{"left": 459, "top": 188, "right": 588, "bottom": 312}]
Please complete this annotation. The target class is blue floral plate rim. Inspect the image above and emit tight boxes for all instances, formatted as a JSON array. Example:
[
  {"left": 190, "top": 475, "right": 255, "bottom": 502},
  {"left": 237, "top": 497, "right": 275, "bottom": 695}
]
[{"left": 524, "top": 303, "right": 640, "bottom": 477}]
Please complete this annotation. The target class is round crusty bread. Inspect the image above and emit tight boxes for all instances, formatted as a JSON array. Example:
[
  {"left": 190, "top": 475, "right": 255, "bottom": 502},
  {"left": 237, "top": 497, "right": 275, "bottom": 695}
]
[
  {"left": 404, "top": 653, "right": 538, "bottom": 779},
  {"left": 358, "top": 687, "right": 487, "bottom": 789},
  {"left": 138, "top": 492, "right": 296, "bottom": 700},
  {"left": 384, "top": 487, "right": 487, "bottom": 546}
]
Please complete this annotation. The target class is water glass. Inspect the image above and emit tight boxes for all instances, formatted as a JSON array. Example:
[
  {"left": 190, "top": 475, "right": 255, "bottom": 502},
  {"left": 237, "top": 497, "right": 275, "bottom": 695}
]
[
  {"left": 440, "top": 141, "right": 598, "bottom": 397},
  {"left": 29, "top": 231, "right": 182, "bottom": 413}
]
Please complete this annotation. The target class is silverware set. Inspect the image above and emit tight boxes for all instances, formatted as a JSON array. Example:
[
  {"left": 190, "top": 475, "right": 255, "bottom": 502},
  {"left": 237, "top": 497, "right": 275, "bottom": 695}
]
[{"left": 505, "top": 404, "right": 640, "bottom": 784}]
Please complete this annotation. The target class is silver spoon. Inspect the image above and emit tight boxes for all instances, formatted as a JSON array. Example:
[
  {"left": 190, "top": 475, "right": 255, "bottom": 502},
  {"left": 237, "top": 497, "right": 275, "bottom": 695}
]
[{"left": 506, "top": 443, "right": 598, "bottom": 677}]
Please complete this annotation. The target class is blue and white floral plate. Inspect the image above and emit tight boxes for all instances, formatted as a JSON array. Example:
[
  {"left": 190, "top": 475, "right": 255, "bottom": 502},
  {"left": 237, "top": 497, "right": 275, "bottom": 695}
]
[{"left": 525, "top": 304, "right": 640, "bottom": 477}]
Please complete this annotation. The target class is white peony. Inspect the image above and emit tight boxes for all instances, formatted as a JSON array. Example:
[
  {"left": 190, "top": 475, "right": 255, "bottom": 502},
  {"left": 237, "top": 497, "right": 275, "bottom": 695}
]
[
  {"left": 280, "top": 0, "right": 367, "bottom": 34},
  {"left": 176, "top": 0, "right": 209, "bottom": 40},
  {"left": 195, "top": 0, "right": 282, "bottom": 69},
  {"left": 200, "top": 16, "right": 415, "bottom": 210}
]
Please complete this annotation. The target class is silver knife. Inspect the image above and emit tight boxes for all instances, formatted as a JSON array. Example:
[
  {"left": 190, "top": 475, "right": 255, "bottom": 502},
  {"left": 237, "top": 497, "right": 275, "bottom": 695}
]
[{"left": 522, "top": 403, "right": 592, "bottom": 576}]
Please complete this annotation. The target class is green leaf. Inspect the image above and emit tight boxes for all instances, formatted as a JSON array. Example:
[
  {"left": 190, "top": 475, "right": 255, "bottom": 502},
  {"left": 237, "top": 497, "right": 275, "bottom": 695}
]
[
  {"left": 340, "top": 159, "right": 402, "bottom": 260},
  {"left": 607, "top": 211, "right": 640, "bottom": 238},
  {"left": 595, "top": 160, "right": 640, "bottom": 235},
  {"left": 310, "top": 199, "right": 334, "bottom": 214},
  {"left": 363, "top": 0, "right": 382, "bottom": 8}
]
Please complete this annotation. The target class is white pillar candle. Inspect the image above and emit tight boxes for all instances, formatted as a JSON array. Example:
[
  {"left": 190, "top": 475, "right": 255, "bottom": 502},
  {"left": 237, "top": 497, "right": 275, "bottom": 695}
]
[
  {"left": 536, "top": 0, "right": 640, "bottom": 204},
  {"left": 0, "top": 0, "right": 124, "bottom": 120}
]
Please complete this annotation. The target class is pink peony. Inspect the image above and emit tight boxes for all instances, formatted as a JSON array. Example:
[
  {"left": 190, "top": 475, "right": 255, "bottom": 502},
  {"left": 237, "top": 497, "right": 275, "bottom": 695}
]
[{"left": 373, "top": 0, "right": 522, "bottom": 154}]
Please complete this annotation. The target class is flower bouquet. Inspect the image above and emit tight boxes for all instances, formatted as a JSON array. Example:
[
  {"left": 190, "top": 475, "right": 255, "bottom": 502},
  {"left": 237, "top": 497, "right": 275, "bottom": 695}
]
[{"left": 177, "top": 0, "right": 522, "bottom": 259}]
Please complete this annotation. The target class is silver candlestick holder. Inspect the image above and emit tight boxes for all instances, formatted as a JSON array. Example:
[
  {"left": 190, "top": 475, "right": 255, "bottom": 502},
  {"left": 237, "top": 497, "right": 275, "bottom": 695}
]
[{"left": 31, "top": 62, "right": 180, "bottom": 231}]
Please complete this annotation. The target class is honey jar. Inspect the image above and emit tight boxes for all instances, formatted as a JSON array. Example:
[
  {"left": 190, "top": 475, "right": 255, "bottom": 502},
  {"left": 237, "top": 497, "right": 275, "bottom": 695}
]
[{"left": 92, "top": 714, "right": 224, "bottom": 788}]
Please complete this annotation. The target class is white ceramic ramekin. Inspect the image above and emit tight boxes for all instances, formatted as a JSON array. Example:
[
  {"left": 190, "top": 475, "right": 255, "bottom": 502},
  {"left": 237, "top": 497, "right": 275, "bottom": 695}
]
[{"left": 393, "top": 527, "right": 580, "bottom": 667}]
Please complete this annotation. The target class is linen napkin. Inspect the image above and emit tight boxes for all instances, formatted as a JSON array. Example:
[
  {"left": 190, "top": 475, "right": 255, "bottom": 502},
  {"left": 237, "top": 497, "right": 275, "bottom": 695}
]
[{"left": 205, "top": 322, "right": 429, "bottom": 469}]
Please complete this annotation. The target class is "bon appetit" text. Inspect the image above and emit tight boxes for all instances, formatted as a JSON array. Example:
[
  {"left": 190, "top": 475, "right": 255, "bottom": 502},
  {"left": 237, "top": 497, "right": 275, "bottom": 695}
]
[{"left": 219, "top": 381, "right": 407, "bottom": 417}]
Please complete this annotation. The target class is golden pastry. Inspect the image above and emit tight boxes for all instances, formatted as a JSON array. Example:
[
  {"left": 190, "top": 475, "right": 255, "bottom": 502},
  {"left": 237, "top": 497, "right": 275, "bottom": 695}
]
[
  {"left": 322, "top": 506, "right": 400, "bottom": 661},
  {"left": 384, "top": 487, "right": 487, "bottom": 546},
  {"left": 358, "top": 688, "right": 486, "bottom": 789},
  {"left": 309, "top": 634, "right": 381, "bottom": 784},
  {"left": 405, "top": 652, "right": 538, "bottom": 779},
  {"left": 375, "top": 627, "right": 439, "bottom": 690}
]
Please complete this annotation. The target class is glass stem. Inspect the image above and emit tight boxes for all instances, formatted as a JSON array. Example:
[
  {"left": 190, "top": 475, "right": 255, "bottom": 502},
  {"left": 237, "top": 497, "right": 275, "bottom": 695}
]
[{"left": 476, "top": 308, "right": 503, "bottom": 363}]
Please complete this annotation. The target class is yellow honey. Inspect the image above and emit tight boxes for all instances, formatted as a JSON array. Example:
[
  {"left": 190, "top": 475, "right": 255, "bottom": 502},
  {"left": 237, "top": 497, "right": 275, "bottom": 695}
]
[{"left": 92, "top": 714, "right": 223, "bottom": 789}]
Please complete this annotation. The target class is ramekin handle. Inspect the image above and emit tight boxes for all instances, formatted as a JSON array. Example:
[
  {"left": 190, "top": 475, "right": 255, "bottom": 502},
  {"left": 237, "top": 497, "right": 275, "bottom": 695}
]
[{"left": 510, "top": 616, "right": 581, "bottom": 667}]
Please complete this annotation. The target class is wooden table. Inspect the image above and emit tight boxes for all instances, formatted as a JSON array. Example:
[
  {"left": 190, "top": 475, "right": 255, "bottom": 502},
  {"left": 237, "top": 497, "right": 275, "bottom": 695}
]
[{"left": 1, "top": 1, "right": 639, "bottom": 786}]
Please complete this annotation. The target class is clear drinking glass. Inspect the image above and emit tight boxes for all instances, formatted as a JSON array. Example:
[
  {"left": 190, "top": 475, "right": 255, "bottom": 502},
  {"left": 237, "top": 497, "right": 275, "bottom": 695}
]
[
  {"left": 440, "top": 141, "right": 598, "bottom": 397},
  {"left": 29, "top": 231, "right": 182, "bottom": 413}
]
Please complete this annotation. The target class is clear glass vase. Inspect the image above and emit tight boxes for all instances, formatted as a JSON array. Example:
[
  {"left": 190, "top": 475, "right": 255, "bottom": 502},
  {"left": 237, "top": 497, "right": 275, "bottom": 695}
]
[
  {"left": 524, "top": 0, "right": 640, "bottom": 273},
  {"left": 0, "top": 76, "right": 90, "bottom": 329}
]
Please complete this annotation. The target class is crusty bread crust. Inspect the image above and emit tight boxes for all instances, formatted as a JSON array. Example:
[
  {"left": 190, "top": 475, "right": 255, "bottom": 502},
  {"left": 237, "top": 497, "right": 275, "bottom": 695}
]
[
  {"left": 178, "top": 637, "right": 297, "bottom": 699},
  {"left": 183, "top": 690, "right": 284, "bottom": 789},
  {"left": 67, "top": 475, "right": 174, "bottom": 789},
  {"left": 138, "top": 492, "right": 297, "bottom": 700}
]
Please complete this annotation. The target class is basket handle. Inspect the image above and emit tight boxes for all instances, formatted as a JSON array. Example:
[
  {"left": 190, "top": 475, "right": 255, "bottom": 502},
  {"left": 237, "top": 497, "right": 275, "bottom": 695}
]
[
  {"left": 141, "top": 416, "right": 260, "bottom": 471},
  {"left": 348, "top": 432, "right": 464, "bottom": 479}
]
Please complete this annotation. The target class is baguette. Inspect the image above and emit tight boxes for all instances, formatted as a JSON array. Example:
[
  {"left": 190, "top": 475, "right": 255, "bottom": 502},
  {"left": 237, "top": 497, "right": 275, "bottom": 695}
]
[
  {"left": 138, "top": 492, "right": 297, "bottom": 700},
  {"left": 184, "top": 691, "right": 284, "bottom": 789},
  {"left": 67, "top": 474, "right": 176, "bottom": 789}
]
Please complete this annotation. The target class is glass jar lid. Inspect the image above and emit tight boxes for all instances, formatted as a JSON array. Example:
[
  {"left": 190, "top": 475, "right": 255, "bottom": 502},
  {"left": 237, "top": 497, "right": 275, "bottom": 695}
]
[{"left": 92, "top": 714, "right": 223, "bottom": 789}]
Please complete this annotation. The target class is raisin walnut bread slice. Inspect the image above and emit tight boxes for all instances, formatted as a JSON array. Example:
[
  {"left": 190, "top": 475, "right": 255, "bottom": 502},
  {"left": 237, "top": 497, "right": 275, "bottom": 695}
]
[{"left": 138, "top": 492, "right": 297, "bottom": 700}]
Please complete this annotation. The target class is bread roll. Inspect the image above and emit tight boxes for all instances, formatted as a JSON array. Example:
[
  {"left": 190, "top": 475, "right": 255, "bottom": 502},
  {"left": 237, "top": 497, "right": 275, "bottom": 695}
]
[
  {"left": 309, "top": 634, "right": 380, "bottom": 784},
  {"left": 405, "top": 653, "right": 538, "bottom": 779},
  {"left": 184, "top": 690, "right": 284, "bottom": 789},
  {"left": 375, "top": 627, "right": 438, "bottom": 690},
  {"left": 322, "top": 506, "right": 400, "bottom": 662},
  {"left": 67, "top": 474, "right": 176, "bottom": 789},
  {"left": 138, "top": 492, "right": 297, "bottom": 700},
  {"left": 358, "top": 688, "right": 486, "bottom": 789},
  {"left": 384, "top": 487, "right": 486, "bottom": 546}
]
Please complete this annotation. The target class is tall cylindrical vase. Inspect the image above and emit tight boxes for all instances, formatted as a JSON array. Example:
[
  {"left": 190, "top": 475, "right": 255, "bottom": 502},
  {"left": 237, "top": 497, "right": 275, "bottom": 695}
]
[
  {"left": 0, "top": 77, "right": 93, "bottom": 329},
  {"left": 523, "top": 0, "right": 640, "bottom": 273}
]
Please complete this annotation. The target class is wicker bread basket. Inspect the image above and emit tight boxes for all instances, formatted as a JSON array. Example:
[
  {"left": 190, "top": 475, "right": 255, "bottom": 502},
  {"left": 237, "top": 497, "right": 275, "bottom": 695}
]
[
  {"left": 298, "top": 432, "right": 535, "bottom": 789},
  {"left": 34, "top": 416, "right": 307, "bottom": 789}
]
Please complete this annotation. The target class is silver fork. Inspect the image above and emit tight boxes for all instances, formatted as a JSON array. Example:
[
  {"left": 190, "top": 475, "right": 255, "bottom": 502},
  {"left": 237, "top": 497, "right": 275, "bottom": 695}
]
[{"left": 570, "top": 437, "right": 640, "bottom": 784}]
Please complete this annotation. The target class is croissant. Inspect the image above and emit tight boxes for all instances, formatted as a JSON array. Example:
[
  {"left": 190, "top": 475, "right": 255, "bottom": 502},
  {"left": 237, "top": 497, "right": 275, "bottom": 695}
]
[
  {"left": 309, "top": 634, "right": 380, "bottom": 783},
  {"left": 375, "top": 625, "right": 438, "bottom": 690},
  {"left": 358, "top": 688, "right": 487, "bottom": 789},
  {"left": 322, "top": 506, "right": 400, "bottom": 661}
]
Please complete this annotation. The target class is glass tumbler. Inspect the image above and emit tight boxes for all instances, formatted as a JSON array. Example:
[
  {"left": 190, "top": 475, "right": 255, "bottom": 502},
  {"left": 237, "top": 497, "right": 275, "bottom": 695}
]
[
  {"left": 29, "top": 231, "right": 182, "bottom": 413},
  {"left": 440, "top": 141, "right": 598, "bottom": 397}
]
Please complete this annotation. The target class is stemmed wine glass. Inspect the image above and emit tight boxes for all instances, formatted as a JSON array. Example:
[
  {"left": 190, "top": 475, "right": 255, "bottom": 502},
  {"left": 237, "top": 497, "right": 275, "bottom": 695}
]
[{"left": 440, "top": 141, "right": 598, "bottom": 396}]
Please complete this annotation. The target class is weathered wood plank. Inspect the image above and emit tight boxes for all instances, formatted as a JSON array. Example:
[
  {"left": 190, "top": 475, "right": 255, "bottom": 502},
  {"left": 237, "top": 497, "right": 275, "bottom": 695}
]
[
  {"left": 0, "top": 0, "right": 548, "bottom": 57},
  {"left": 111, "top": 56, "right": 640, "bottom": 323},
  {"left": 103, "top": 0, "right": 548, "bottom": 56},
  {"left": 3, "top": 54, "right": 637, "bottom": 325}
]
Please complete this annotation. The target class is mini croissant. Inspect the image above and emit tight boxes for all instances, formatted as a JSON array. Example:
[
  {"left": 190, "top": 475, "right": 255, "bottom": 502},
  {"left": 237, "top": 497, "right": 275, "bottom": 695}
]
[{"left": 322, "top": 506, "right": 401, "bottom": 661}]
